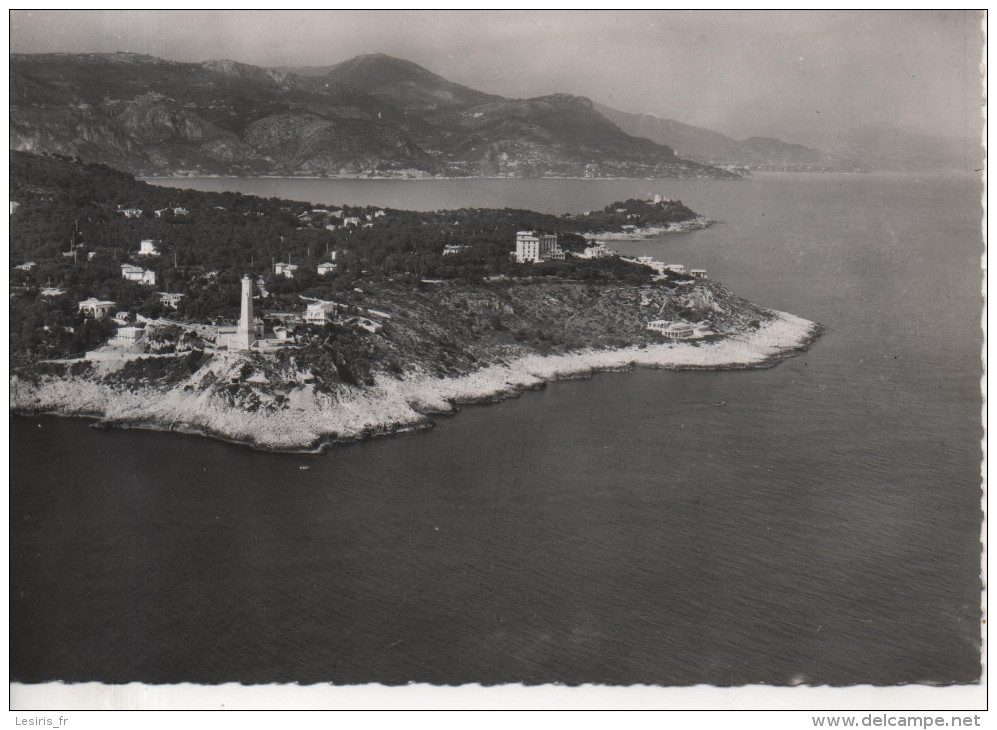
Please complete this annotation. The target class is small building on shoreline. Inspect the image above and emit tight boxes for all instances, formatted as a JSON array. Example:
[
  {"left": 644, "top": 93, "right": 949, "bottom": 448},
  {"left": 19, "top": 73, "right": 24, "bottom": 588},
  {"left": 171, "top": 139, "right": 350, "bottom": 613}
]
[
  {"left": 578, "top": 241, "right": 616, "bottom": 259},
  {"left": 646, "top": 319, "right": 712, "bottom": 340}
]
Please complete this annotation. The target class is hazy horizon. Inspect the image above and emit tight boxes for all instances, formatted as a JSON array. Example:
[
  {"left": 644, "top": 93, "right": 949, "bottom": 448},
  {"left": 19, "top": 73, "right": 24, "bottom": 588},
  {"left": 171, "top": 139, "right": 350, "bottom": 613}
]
[{"left": 9, "top": 10, "right": 984, "bottom": 150}]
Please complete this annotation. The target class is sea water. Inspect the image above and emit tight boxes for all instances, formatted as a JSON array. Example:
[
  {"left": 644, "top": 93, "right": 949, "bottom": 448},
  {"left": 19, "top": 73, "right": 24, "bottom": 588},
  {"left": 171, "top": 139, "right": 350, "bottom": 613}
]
[{"left": 10, "top": 172, "right": 984, "bottom": 685}]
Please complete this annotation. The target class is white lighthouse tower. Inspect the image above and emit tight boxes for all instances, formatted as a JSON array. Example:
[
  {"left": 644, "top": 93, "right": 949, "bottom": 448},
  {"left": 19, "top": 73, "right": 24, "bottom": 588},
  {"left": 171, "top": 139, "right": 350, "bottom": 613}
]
[{"left": 234, "top": 274, "right": 255, "bottom": 350}]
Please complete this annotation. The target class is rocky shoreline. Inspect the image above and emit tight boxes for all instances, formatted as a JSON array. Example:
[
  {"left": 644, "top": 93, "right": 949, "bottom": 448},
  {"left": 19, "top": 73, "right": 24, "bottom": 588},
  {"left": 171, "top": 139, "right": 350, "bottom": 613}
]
[
  {"left": 585, "top": 216, "right": 714, "bottom": 240},
  {"left": 10, "top": 311, "right": 820, "bottom": 454}
]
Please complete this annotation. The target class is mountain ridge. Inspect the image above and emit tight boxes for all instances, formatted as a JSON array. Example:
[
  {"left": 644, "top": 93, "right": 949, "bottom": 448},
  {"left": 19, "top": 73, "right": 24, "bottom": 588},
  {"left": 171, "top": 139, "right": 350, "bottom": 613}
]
[
  {"left": 594, "top": 103, "right": 865, "bottom": 172},
  {"left": 9, "top": 52, "right": 738, "bottom": 179}
]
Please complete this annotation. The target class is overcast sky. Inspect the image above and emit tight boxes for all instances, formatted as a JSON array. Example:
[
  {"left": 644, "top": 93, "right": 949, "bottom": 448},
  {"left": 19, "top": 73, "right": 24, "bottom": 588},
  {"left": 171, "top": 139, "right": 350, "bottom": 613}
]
[{"left": 10, "top": 10, "right": 984, "bottom": 148}]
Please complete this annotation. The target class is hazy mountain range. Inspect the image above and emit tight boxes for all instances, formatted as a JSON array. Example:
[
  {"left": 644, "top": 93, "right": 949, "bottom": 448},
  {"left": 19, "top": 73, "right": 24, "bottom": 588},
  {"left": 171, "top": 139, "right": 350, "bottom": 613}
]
[
  {"left": 593, "top": 105, "right": 974, "bottom": 173},
  {"left": 8, "top": 52, "right": 733, "bottom": 179},
  {"left": 10, "top": 52, "right": 970, "bottom": 179},
  {"left": 594, "top": 104, "right": 864, "bottom": 172}
]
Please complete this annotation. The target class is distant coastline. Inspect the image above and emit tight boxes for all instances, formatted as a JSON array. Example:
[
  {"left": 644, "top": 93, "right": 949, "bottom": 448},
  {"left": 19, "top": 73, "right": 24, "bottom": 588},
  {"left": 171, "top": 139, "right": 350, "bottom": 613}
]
[{"left": 142, "top": 174, "right": 747, "bottom": 182}]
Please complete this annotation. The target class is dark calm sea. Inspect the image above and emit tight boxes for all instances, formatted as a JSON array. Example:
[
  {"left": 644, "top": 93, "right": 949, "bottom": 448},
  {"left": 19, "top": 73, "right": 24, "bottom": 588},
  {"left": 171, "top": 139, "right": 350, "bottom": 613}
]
[{"left": 10, "top": 173, "right": 984, "bottom": 686}]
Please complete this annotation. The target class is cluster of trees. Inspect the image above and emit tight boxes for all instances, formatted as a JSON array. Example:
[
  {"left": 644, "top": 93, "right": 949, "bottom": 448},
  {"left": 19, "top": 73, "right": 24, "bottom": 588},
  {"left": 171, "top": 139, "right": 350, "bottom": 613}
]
[
  {"left": 577, "top": 198, "right": 699, "bottom": 231},
  {"left": 9, "top": 294, "right": 117, "bottom": 363},
  {"left": 10, "top": 152, "right": 693, "bottom": 359}
]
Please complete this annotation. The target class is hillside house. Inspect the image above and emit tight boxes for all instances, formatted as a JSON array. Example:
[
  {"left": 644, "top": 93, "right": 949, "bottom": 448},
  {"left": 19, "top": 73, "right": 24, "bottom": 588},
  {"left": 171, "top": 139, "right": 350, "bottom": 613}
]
[
  {"left": 78, "top": 298, "right": 116, "bottom": 318},
  {"left": 690, "top": 269, "right": 708, "bottom": 279},
  {"left": 139, "top": 239, "right": 160, "bottom": 256},
  {"left": 14, "top": 261, "right": 36, "bottom": 271},
  {"left": 274, "top": 262, "right": 299, "bottom": 278},
  {"left": 121, "top": 264, "right": 156, "bottom": 286},
  {"left": 111, "top": 326, "right": 146, "bottom": 346},
  {"left": 159, "top": 292, "right": 185, "bottom": 309},
  {"left": 304, "top": 300, "right": 340, "bottom": 325},
  {"left": 317, "top": 262, "right": 338, "bottom": 275}
]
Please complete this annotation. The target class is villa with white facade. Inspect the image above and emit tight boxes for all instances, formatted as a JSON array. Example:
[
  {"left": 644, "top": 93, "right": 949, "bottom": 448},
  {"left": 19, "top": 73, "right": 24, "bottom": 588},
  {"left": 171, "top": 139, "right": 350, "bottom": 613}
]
[
  {"left": 78, "top": 298, "right": 116, "bottom": 318},
  {"left": 111, "top": 326, "right": 146, "bottom": 346},
  {"left": 121, "top": 264, "right": 156, "bottom": 286},
  {"left": 158, "top": 292, "right": 185, "bottom": 309},
  {"left": 139, "top": 239, "right": 160, "bottom": 256},
  {"left": 275, "top": 262, "right": 299, "bottom": 278},
  {"left": 511, "top": 231, "right": 564, "bottom": 264},
  {"left": 304, "top": 300, "right": 341, "bottom": 325}
]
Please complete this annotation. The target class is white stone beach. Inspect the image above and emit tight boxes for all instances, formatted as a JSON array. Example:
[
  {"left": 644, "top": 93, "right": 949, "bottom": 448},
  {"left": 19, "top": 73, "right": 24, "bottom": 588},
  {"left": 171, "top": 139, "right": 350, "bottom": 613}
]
[{"left": 10, "top": 310, "right": 819, "bottom": 452}]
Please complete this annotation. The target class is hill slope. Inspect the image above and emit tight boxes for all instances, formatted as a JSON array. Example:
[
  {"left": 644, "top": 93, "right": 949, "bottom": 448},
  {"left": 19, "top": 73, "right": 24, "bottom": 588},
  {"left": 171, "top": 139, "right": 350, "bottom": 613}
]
[{"left": 10, "top": 52, "right": 738, "bottom": 179}]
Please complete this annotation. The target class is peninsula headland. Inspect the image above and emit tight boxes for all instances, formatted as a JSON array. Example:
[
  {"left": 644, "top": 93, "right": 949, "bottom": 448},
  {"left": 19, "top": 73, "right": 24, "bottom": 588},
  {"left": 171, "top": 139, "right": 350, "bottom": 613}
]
[{"left": 9, "top": 152, "right": 820, "bottom": 451}]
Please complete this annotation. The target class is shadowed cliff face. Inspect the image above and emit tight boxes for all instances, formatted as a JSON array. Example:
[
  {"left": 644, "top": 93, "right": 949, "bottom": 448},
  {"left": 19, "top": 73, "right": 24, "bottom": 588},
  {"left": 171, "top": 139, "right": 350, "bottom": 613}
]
[{"left": 9, "top": 52, "right": 738, "bottom": 179}]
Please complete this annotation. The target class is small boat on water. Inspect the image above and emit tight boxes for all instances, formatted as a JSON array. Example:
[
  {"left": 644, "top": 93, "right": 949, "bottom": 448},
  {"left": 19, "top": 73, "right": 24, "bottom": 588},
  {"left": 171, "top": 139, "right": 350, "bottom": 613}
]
[
  {"left": 716, "top": 400, "right": 726, "bottom": 407},
  {"left": 299, "top": 465, "right": 310, "bottom": 470}
]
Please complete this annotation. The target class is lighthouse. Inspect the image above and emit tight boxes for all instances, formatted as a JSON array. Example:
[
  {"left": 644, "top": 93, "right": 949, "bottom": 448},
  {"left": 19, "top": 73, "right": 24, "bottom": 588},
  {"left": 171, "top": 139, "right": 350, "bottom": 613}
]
[{"left": 234, "top": 274, "right": 255, "bottom": 350}]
